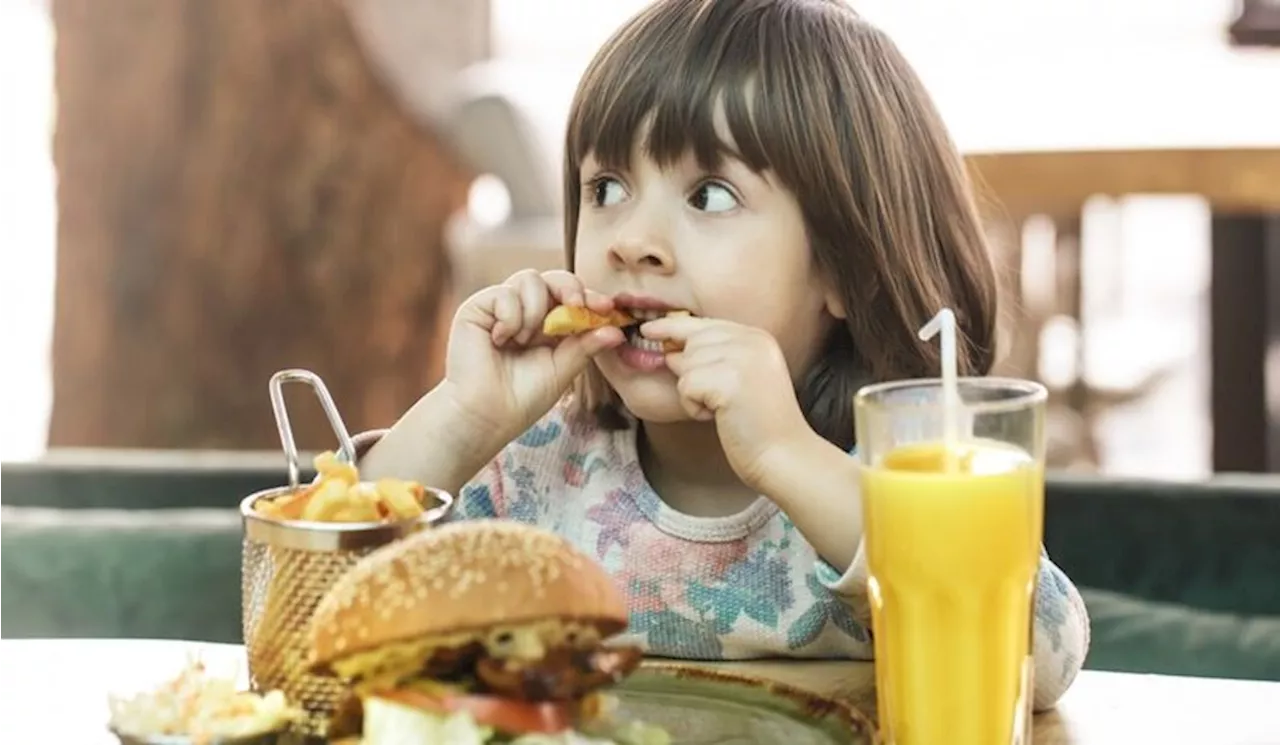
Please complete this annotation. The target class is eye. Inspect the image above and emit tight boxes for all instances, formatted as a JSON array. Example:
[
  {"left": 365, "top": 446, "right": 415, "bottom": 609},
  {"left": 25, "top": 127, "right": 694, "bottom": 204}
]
[
  {"left": 587, "top": 176, "right": 628, "bottom": 207},
  {"left": 689, "top": 181, "right": 739, "bottom": 213}
]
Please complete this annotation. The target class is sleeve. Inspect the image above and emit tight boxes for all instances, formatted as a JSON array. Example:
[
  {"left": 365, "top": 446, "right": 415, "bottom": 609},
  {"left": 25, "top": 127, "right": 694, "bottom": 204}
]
[
  {"left": 816, "top": 546, "right": 1090, "bottom": 712},
  {"left": 1028, "top": 549, "right": 1090, "bottom": 709},
  {"left": 350, "top": 429, "right": 506, "bottom": 521}
]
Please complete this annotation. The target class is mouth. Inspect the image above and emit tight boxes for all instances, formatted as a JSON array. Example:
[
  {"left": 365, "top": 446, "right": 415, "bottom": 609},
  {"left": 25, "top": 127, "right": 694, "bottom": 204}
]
[
  {"left": 608, "top": 296, "right": 693, "bottom": 355},
  {"left": 621, "top": 314, "right": 665, "bottom": 352},
  {"left": 615, "top": 308, "right": 691, "bottom": 354}
]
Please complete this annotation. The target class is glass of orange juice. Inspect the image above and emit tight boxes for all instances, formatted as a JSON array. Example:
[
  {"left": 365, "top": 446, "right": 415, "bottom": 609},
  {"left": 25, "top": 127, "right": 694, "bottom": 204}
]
[{"left": 854, "top": 377, "right": 1046, "bottom": 745}]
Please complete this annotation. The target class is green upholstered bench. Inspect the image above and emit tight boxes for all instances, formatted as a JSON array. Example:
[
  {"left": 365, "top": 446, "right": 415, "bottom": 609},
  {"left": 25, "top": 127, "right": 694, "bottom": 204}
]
[
  {"left": 1, "top": 507, "right": 244, "bottom": 643},
  {"left": 3, "top": 451, "right": 1279, "bottom": 681}
]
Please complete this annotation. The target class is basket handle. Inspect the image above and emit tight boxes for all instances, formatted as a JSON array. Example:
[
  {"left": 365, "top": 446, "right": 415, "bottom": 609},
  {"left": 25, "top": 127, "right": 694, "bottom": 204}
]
[{"left": 269, "top": 369, "right": 357, "bottom": 489}]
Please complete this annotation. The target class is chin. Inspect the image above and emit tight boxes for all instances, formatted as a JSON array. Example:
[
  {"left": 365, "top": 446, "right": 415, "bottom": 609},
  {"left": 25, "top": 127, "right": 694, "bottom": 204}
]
[
  {"left": 598, "top": 369, "right": 690, "bottom": 424},
  {"left": 614, "top": 394, "right": 690, "bottom": 424}
]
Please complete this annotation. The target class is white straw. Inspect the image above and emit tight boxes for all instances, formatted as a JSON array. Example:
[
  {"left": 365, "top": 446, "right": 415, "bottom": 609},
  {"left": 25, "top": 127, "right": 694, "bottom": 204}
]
[{"left": 918, "top": 308, "right": 961, "bottom": 468}]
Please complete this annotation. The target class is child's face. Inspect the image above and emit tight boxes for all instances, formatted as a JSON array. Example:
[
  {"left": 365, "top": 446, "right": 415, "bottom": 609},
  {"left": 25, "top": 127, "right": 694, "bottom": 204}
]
[{"left": 573, "top": 118, "right": 839, "bottom": 425}]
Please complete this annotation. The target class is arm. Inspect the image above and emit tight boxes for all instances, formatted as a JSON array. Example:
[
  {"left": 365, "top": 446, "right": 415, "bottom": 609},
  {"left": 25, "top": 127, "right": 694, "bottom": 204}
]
[
  {"left": 357, "top": 383, "right": 514, "bottom": 497},
  {"left": 1029, "top": 551, "right": 1090, "bottom": 710},
  {"left": 812, "top": 547, "right": 1088, "bottom": 711},
  {"left": 760, "top": 434, "right": 1089, "bottom": 710},
  {"left": 755, "top": 432, "right": 863, "bottom": 573},
  {"left": 351, "top": 417, "right": 510, "bottom": 522}
]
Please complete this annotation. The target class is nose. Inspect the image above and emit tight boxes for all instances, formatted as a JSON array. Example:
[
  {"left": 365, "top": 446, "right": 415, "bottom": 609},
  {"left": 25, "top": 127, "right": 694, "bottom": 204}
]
[
  {"left": 608, "top": 222, "right": 676, "bottom": 274},
  {"left": 604, "top": 200, "right": 675, "bottom": 273}
]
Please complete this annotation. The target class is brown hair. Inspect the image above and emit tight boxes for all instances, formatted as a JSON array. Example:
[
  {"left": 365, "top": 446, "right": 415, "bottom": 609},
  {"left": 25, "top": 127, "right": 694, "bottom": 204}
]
[{"left": 563, "top": 0, "right": 997, "bottom": 450}]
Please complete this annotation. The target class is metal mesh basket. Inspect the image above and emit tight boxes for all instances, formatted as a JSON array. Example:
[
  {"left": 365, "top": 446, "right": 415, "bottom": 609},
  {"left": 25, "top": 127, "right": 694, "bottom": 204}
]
[{"left": 240, "top": 369, "right": 453, "bottom": 738}]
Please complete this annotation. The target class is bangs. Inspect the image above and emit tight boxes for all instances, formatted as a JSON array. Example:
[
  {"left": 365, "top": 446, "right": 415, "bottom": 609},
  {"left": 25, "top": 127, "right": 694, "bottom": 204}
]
[{"left": 566, "top": 2, "right": 779, "bottom": 175}]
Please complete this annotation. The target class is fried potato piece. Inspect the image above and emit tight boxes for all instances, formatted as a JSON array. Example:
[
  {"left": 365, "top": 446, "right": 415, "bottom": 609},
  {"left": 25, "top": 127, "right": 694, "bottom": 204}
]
[
  {"left": 301, "top": 478, "right": 353, "bottom": 521},
  {"left": 315, "top": 450, "right": 359, "bottom": 485},
  {"left": 541, "top": 305, "right": 635, "bottom": 336},
  {"left": 377, "top": 478, "right": 427, "bottom": 520},
  {"left": 252, "top": 452, "right": 431, "bottom": 524}
]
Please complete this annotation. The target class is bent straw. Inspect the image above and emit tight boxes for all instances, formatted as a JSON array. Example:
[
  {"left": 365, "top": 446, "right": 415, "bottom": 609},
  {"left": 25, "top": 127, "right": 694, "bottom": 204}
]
[{"left": 918, "top": 308, "right": 961, "bottom": 471}]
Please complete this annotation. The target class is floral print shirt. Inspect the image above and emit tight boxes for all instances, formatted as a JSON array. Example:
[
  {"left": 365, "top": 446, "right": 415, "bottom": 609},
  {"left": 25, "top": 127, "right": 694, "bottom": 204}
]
[{"left": 369, "top": 399, "right": 1090, "bottom": 710}]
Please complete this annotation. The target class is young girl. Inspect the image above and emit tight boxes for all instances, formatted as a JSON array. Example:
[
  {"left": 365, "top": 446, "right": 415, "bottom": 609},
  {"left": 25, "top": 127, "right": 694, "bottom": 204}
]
[{"left": 359, "top": 0, "right": 1089, "bottom": 710}]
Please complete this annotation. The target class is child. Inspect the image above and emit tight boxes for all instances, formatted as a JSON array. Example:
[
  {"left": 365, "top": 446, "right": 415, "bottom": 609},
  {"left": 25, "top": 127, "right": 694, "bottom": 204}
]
[{"left": 358, "top": 0, "right": 1089, "bottom": 710}]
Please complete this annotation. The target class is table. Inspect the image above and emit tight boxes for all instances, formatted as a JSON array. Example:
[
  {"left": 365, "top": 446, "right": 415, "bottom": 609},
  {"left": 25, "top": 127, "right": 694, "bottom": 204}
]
[{"left": 3, "top": 639, "right": 1279, "bottom": 744}]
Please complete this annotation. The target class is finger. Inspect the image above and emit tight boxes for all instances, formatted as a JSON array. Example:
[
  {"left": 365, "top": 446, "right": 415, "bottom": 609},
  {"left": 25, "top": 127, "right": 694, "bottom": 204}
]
[
  {"left": 663, "top": 350, "right": 689, "bottom": 376},
  {"left": 500, "top": 268, "right": 542, "bottom": 286},
  {"left": 662, "top": 347, "right": 723, "bottom": 377},
  {"left": 583, "top": 289, "right": 616, "bottom": 314},
  {"left": 540, "top": 270, "right": 588, "bottom": 308},
  {"left": 456, "top": 284, "right": 499, "bottom": 326},
  {"left": 512, "top": 271, "right": 552, "bottom": 346},
  {"left": 549, "top": 327, "right": 625, "bottom": 385},
  {"left": 644, "top": 321, "right": 736, "bottom": 359},
  {"left": 461, "top": 284, "right": 523, "bottom": 345},
  {"left": 640, "top": 315, "right": 721, "bottom": 344},
  {"left": 674, "top": 367, "right": 719, "bottom": 422},
  {"left": 490, "top": 287, "right": 524, "bottom": 346},
  {"left": 665, "top": 334, "right": 744, "bottom": 374}
]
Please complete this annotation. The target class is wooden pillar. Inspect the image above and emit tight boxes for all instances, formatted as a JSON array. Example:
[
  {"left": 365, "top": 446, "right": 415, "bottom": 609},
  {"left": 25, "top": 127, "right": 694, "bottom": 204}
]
[
  {"left": 1229, "top": 0, "right": 1280, "bottom": 47},
  {"left": 48, "top": 0, "right": 473, "bottom": 450},
  {"left": 1210, "top": 213, "right": 1280, "bottom": 472},
  {"left": 1054, "top": 214, "right": 1086, "bottom": 412},
  {"left": 985, "top": 213, "right": 1032, "bottom": 378}
]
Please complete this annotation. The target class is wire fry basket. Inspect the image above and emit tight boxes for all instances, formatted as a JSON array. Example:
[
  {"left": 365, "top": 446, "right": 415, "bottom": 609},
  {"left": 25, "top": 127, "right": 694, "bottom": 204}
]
[{"left": 239, "top": 369, "right": 454, "bottom": 738}]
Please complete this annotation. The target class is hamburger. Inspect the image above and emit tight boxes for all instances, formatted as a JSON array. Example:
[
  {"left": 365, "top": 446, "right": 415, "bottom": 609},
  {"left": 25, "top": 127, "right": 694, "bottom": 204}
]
[{"left": 309, "top": 520, "right": 669, "bottom": 744}]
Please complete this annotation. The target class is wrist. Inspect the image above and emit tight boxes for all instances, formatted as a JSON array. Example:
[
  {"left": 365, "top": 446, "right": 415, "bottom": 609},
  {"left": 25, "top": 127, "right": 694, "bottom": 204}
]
[
  {"left": 431, "top": 381, "right": 519, "bottom": 455},
  {"left": 359, "top": 383, "right": 511, "bottom": 493},
  {"left": 755, "top": 429, "right": 864, "bottom": 572},
  {"left": 754, "top": 429, "right": 855, "bottom": 506}
]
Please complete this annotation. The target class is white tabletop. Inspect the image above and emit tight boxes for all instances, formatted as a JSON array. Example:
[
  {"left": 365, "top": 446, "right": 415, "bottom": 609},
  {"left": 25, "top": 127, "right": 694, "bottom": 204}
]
[
  {"left": 5, "top": 638, "right": 1280, "bottom": 744},
  {"left": 0, "top": 638, "right": 248, "bottom": 744}
]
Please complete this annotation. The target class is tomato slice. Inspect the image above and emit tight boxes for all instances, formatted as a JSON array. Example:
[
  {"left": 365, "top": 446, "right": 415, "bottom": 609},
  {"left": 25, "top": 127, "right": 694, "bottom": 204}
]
[{"left": 376, "top": 689, "right": 575, "bottom": 735}]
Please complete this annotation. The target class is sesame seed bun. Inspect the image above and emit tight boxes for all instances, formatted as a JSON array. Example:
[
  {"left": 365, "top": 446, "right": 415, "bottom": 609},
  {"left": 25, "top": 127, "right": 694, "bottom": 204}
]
[{"left": 309, "top": 520, "right": 630, "bottom": 671}]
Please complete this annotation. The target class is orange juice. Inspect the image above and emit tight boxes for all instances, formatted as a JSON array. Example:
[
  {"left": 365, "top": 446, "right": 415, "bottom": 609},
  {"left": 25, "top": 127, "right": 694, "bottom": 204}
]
[{"left": 861, "top": 440, "right": 1043, "bottom": 745}]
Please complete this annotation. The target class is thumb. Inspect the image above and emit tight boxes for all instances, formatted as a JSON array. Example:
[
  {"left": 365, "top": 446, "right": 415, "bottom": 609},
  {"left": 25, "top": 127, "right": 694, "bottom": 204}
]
[{"left": 550, "top": 327, "right": 624, "bottom": 382}]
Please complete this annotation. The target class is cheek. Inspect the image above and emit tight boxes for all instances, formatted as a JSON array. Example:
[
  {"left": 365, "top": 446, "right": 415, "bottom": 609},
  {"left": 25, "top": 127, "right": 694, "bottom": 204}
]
[
  {"left": 692, "top": 263, "right": 828, "bottom": 375},
  {"left": 698, "top": 262, "right": 816, "bottom": 334},
  {"left": 569, "top": 243, "right": 608, "bottom": 284}
]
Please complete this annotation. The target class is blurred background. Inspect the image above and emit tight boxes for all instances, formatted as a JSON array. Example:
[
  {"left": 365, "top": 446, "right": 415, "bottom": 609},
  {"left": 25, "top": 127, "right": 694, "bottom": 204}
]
[
  {"left": 3, "top": 0, "right": 1279, "bottom": 478},
  {"left": 4, "top": 0, "right": 1280, "bottom": 682}
]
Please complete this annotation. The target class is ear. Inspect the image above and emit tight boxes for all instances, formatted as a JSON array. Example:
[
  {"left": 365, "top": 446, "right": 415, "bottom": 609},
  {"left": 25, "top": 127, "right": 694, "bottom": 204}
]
[{"left": 823, "top": 286, "right": 848, "bottom": 320}]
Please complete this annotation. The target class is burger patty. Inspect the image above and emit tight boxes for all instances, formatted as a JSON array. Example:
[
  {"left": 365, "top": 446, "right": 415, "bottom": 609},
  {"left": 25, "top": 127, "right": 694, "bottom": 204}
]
[
  {"left": 476, "top": 645, "right": 644, "bottom": 700},
  {"left": 404, "top": 642, "right": 644, "bottom": 701}
]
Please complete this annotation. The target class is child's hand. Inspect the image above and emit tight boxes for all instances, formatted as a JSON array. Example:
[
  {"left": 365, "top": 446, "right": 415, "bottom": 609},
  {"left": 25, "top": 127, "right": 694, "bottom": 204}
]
[
  {"left": 640, "top": 315, "right": 812, "bottom": 491},
  {"left": 443, "top": 269, "right": 624, "bottom": 443}
]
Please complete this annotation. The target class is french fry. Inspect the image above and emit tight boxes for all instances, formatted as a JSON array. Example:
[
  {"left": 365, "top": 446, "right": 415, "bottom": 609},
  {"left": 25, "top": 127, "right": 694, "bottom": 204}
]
[
  {"left": 269, "top": 487, "right": 314, "bottom": 520},
  {"left": 329, "top": 504, "right": 379, "bottom": 522},
  {"left": 302, "top": 479, "right": 352, "bottom": 521},
  {"left": 376, "top": 479, "right": 425, "bottom": 520},
  {"left": 314, "top": 451, "right": 359, "bottom": 485},
  {"left": 253, "top": 451, "right": 431, "bottom": 524},
  {"left": 541, "top": 304, "right": 695, "bottom": 355},
  {"left": 542, "top": 306, "right": 635, "bottom": 336}
]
